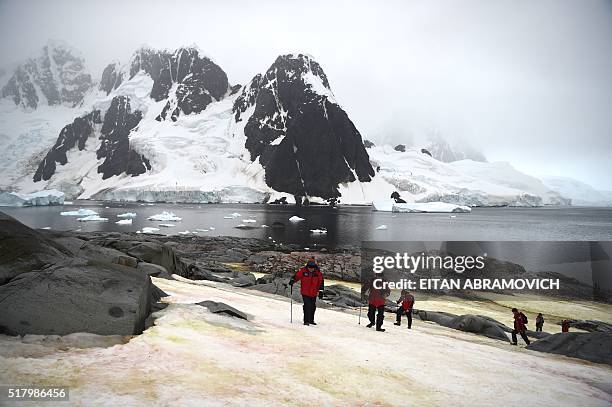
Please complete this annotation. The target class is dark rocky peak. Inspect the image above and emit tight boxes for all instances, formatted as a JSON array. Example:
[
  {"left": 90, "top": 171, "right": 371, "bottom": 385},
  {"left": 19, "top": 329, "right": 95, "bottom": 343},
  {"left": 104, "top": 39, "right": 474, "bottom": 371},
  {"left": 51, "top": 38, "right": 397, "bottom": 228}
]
[
  {"left": 33, "top": 95, "right": 149, "bottom": 184},
  {"left": 99, "top": 62, "right": 123, "bottom": 95},
  {"left": 34, "top": 110, "right": 102, "bottom": 182},
  {"left": 1, "top": 40, "right": 93, "bottom": 109},
  {"left": 127, "top": 46, "right": 229, "bottom": 121},
  {"left": 97, "top": 96, "right": 149, "bottom": 179},
  {"left": 232, "top": 53, "right": 374, "bottom": 200}
]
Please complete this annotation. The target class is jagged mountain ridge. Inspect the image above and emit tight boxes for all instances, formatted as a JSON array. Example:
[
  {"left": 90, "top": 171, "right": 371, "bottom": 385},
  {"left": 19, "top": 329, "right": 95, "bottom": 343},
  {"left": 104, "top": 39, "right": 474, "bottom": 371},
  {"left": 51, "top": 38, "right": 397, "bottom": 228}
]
[
  {"left": 1, "top": 40, "right": 93, "bottom": 110},
  {"left": 23, "top": 46, "right": 374, "bottom": 203}
]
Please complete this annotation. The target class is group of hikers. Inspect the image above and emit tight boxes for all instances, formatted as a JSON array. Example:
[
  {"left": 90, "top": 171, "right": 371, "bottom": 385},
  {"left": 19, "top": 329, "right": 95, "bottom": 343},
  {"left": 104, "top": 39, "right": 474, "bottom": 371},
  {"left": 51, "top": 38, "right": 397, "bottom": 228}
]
[{"left": 289, "top": 257, "right": 569, "bottom": 341}]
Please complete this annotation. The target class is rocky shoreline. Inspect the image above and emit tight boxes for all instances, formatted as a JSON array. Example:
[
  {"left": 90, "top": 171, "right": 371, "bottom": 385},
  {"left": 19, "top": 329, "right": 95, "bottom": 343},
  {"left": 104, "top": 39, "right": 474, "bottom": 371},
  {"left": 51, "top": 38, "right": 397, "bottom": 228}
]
[{"left": 1, "top": 211, "right": 611, "bottom": 366}]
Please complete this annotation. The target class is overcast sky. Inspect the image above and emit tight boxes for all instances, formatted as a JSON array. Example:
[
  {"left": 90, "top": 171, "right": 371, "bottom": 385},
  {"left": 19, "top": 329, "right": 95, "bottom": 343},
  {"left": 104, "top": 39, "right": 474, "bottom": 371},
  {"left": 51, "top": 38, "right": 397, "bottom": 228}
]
[{"left": 1, "top": 0, "right": 611, "bottom": 189}]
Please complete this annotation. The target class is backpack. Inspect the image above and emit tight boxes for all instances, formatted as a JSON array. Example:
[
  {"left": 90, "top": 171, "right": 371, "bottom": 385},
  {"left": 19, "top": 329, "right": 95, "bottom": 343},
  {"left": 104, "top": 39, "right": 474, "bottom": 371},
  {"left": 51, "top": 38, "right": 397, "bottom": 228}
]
[{"left": 520, "top": 312, "right": 528, "bottom": 324}]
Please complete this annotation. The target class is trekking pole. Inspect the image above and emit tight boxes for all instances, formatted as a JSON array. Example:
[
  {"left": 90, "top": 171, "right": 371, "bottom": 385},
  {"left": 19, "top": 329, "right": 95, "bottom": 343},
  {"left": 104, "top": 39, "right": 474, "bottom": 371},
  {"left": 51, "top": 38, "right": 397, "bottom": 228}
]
[
  {"left": 358, "top": 298, "right": 362, "bottom": 325},
  {"left": 290, "top": 285, "right": 293, "bottom": 324}
]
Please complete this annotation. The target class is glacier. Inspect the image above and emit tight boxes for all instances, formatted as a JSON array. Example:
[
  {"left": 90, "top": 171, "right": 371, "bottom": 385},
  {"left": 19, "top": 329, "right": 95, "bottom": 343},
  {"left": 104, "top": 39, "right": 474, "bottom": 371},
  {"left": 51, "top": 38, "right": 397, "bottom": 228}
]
[{"left": 0, "top": 189, "right": 64, "bottom": 207}]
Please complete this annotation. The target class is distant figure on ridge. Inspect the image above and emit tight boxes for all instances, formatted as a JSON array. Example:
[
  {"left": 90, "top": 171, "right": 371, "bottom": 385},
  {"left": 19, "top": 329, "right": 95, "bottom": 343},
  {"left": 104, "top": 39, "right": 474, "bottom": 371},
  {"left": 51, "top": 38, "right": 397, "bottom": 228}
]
[
  {"left": 535, "top": 313, "right": 544, "bottom": 332},
  {"left": 561, "top": 320, "right": 570, "bottom": 333}
]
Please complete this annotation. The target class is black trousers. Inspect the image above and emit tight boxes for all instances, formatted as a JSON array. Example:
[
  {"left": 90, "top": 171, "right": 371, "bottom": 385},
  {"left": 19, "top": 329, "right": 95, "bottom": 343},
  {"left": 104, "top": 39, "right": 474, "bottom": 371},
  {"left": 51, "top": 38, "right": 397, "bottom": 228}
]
[
  {"left": 535, "top": 324, "right": 543, "bottom": 332},
  {"left": 302, "top": 295, "right": 317, "bottom": 323},
  {"left": 512, "top": 330, "right": 530, "bottom": 345},
  {"left": 368, "top": 304, "right": 385, "bottom": 329},
  {"left": 395, "top": 307, "right": 413, "bottom": 328}
]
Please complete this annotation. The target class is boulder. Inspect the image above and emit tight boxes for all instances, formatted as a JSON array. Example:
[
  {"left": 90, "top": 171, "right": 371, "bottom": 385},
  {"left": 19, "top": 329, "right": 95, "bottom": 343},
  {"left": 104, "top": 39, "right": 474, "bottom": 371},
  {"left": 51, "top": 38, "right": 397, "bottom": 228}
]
[
  {"left": 417, "top": 310, "right": 511, "bottom": 341},
  {"left": 117, "top": 255, "right": 138, "bottom": 268},
  {"left": 527, "top": 332, "right": 612, "bottom": 365},
  {"left": 561, "top": 320, "right": 612, "bottom": 333},
  {"left": 196, "top": 301, "right": 248, "bottom": 320},
  {"left": 0, "top": 263, "right": 153, "bottom": 336},
  {"left": 137, "top": 262, "right": 172, "bottom": 279},
  {"left": 0, "top": 212, "right": 71, "bottom": 284},
  {"left": 229, "top": 272, "right": 257, "bottom": 287},
  {"left": 322, "top": 284, "right": 363, "bottom": 307},
  {"left": 127, "top": 241, "right": 165, "bottom": 263}
]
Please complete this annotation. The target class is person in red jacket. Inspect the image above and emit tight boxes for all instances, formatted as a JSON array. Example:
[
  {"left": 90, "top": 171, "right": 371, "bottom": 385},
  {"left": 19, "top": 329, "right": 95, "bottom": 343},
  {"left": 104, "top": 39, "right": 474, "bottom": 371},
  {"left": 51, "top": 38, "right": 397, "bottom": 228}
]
[
  {"left": 561, "top": 320, "right": 570, "bottom": 332},
  {"left": 289, "top": 258, "right": 324, "bottom": 326},
  {"left": 361, "top": 276, "right": 390, "bottom": 332},
  {"left": 511, "top": 308, "right": 530, "bottom": 345},
  {"left": 394, "top": 290, "right": 415, "bottom": 329}
]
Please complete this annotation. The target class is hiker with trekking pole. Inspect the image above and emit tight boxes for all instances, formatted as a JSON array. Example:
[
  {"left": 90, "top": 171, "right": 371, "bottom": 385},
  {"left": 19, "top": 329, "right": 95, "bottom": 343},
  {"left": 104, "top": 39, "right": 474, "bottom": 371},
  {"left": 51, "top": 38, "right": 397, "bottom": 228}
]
[
  {"left": 394, "top": 289, "right": 415, "bottom": 329},
  {"left": 289, "top": 257, "right": 324, "bottom": 326}
]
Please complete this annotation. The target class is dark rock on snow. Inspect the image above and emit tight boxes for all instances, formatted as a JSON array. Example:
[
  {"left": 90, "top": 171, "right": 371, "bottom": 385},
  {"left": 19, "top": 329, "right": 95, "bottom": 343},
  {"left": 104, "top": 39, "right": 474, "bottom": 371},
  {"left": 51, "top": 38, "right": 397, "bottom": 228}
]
[
  {"left": 560, "top": 319, "right": 612, "bottom": 333},
  {"left": 197, "top": 301, "right": 248, "bottom": 320},
  {"left": 99, "top": 62, "right": 123, "bottom": 95},
  {"left": 416, "top": 310, "right": 511, "bottom": 342},
  {"left": 394, "top": 144, "right": 406, "bottom": 152},
  {"left": 527, "top": 332, "right": 612, "bottom": 365}
]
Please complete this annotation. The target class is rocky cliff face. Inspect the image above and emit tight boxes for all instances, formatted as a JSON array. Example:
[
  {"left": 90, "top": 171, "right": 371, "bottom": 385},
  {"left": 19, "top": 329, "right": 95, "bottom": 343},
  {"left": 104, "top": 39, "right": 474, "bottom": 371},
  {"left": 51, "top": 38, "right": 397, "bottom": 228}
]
[
  {"left": 128, "top": 46, "right": 229, "bottom": 121},
  {"left": 233, "top": 54, "right": 374, "bottom": 200},
  {"left": 34, "top": 96, "right": 148, "bottom": 182},
  {"left": 1, "top": 41, "right": 93, "bottom": 109}
]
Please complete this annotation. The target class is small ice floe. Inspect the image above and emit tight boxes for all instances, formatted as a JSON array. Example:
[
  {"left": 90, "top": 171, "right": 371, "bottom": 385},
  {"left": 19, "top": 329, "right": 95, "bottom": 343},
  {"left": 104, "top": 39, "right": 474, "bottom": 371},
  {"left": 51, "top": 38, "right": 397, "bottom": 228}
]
[
  {"left": 77, "top": 215, "right": 108, "bottom": 222},
  {"left": 209, "top": 226, "right": 216, "bottom": 230},
  {"left": 41, "top": 226, "right": 51, "bottom": 230},
  {"left": 261, "top": 224, "right": 269, "bottom": 228},
  {"left": 178, "top": 230, "right": 191, "bottom": 235},
  {"left": 139, "top": 227, "right": 160, "bottom": 234},
  {"left": 235, "top": 224, "right": 257, "bottom": 230},
  {"left": 63, "top": 201, "right": 73, "bottom": 205},
  {"left": 104, "top": 206, "right": 110, "bottom": 209},
  {"left": 304, "top": 247, "right": 310, "bottom": 251},
  {"left": 450, "top": 215, "right": 457, "bottom": 218},
  {"left": 243, "top": 219, "right": 257, "bottom": 223},
  {"left": 60, "top": 208, "right": 98, "bottom": 216},
  {"left": 195, "top": 228, "right": 209, "bottom": 232},
  {"left": 289, "top": 215, "right": 305, "bottom": 222},
  {"left": 310, "top": 228, "right": 327, "bottom": 234},
  {"left": 158, "top": 223, "right": 176, "bottom": 228},
  {"left": 375, "top": 225, "right": 388, "bottom": 230},
  {"left": 224, "top": 212, "right": 242, "bottom": 219},
  {"left": 115, "top": 219, "right": 132, "bottom": 225},
  {"left": 117, "top": 212, "right": 137, "bottom": 219},
  {"left": 147, "top": 211, "right": 182, "bottom": 221},
  {"left": 268, "top": 236, "right": 273, "bottom": 240},
  {"left": 146, "top": 203, "right": 154, "bottom": 206}
]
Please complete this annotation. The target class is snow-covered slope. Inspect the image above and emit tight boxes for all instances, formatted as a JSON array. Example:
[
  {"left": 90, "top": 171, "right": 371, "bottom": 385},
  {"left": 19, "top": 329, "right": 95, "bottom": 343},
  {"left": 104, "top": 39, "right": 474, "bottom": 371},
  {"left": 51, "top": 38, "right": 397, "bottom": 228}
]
[
  {"left": 362, "top": 146, "right": 568, "bottom": 206},
  {"left": 540, "top": 176, "right": 612, "bottom": 207}
]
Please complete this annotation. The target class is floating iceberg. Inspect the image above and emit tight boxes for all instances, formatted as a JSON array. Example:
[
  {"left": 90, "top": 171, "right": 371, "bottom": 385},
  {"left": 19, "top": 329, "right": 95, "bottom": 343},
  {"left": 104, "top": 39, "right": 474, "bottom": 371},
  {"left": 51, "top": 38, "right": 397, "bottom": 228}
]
[
  {"left": 373, "top": 200, "right": 471, "bottom": 213},
  {"left": 147, "top": 211, "right": 182, "bottom": 221},
  {"left": 178, "top": 230, "right": 191, "bottom": 235},
  {"left": 195, "top": 228, "right": 209, "bottom": 232},
  {"left": 117, "top": 212, "right": 137, "bottom": 219},
  {"left": 115, "top": 219, "right": 132, "bottom": 225},
  {"left": 61, "top": 208, "right": 98, "bottom": 216},
  {"left": 289, "top": 216, "right": 305, "bottom": 222},
  {"left": 243, "top": 219, "right": 257, "bottom": 223},
  {"left": 138, "top": 227, "right": 161, "bottom": 234},
  {"left": 209, "top": 227, "right": 216, "bottom": 230},
  {"left": 310, "top": 229, "right": 327, "bottom": 234},
  {"left": 224, "top": 213, "right": 242, "bottom": 219},
  {"left": 0, "top": 189, "right": 65, "bottom": 207},
  {"left": 158, "top": 223, "right": 176, "bottom": 228},
  {"left": 77, "top": 215, "right": 109, "bottom": 222},
  {"left": 375, "top": 225, "right": 388, "bottom": 230}
]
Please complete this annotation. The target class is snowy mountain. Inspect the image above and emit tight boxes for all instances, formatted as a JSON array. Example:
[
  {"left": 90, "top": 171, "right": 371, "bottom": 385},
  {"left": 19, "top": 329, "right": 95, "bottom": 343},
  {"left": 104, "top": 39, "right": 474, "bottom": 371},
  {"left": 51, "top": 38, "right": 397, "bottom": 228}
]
[
  {"left": 0, "top": 42, "right": 583, "bottom": 206},
  {"left": 539, "top": 176, "right": 612, "bottom": 207},
  {"left": 424, "top": 133, "right": 487, "bottom": 163},
  {"left": 231, "top": 53, "right": 374, "bottom": 202},
  {"left": 364, "top": 146, "right": 568, "bottom": 206},
  {"left": 1, "top": 40, "right": 93, "bottom": 110}
]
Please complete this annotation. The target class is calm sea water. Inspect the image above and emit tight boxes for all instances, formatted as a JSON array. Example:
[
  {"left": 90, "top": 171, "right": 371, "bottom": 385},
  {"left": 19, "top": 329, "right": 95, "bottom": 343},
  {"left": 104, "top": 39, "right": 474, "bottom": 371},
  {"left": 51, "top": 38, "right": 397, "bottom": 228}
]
[{"left": 2, "top": 202, "right": 612, "bottom": 248}]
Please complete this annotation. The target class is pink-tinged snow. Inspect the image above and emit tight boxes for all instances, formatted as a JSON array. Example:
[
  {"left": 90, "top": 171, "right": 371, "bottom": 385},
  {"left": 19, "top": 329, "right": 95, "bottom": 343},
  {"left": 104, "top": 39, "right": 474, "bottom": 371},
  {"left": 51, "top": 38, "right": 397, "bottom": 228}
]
[{"left": 1, "top": 277, "right": 610, "bottom": 406}]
